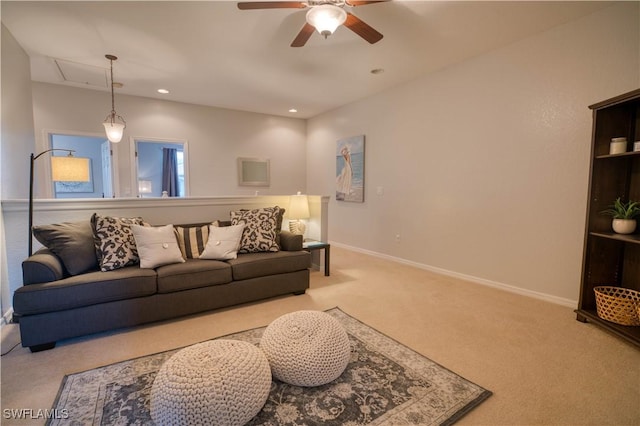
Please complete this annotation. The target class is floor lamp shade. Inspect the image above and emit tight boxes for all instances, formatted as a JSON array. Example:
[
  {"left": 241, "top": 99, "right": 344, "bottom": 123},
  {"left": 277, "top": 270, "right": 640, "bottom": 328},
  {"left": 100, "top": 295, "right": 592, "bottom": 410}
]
[{"left": 51, "top": 156, "right": 91, "bottom": 182}]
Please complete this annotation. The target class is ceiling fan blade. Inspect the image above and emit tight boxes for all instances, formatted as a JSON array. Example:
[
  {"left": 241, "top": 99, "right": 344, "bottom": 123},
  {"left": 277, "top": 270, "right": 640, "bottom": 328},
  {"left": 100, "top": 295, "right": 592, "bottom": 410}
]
[
  {"left": 344, "top": 13, "right": 383, "bottom": 44},
  {"left": 291, "top": 23, "right": 315, "bottom": 47},
  {"left": 345, "top": 0, "right": 387, "bottom": 6},
  {"left": 237, "top": 1, "right": 306, "bottom": 10}
]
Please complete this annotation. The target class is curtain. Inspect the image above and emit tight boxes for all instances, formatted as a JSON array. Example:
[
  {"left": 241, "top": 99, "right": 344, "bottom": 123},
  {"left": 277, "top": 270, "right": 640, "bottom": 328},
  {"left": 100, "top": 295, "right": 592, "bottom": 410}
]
[{"left": 162, "top": 148, "right": 179, "bottom": 197}]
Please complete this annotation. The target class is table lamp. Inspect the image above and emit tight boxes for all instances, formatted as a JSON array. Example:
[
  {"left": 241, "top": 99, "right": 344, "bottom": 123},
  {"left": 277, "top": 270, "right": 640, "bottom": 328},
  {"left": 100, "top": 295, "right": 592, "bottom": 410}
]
[{"left": 288, "top": 191, "right": 310, "bottom": 236}]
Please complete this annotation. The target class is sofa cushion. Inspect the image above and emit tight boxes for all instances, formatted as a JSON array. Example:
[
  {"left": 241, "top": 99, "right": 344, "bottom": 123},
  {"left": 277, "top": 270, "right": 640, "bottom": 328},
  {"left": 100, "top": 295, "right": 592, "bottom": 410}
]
[
  {"left": 231, "top": 206, "right": 283, "bottom": 253},
  {"left": 32, "top": 220, "right": 98, "bottom": 276},
  {"left": 13, "top": 266, "right": 157, "bottom": 315},
  {"left": 227, "top": 251, "right": 311, "bottom": 281},
  {"left": 92, "top": 213, "right": 146, "bottom": 272},
  {"left": 174, "top": 223, "right": 215, "bottom": 259},
  {"left": 156, "top": 259, "right": 232, "bottom": 293},
  {"left": 200, "top": 224, "right": 245, "bottom": 260},
  {"left": 132, "top": 224, "right": 185, "bottom": 269}
]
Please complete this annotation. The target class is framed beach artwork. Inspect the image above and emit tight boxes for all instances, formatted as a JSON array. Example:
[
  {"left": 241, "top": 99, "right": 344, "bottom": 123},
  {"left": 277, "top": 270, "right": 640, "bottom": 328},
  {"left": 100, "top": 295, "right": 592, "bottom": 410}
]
[{"left": 336, "top": 135, "right": 365, "bottom": 203}]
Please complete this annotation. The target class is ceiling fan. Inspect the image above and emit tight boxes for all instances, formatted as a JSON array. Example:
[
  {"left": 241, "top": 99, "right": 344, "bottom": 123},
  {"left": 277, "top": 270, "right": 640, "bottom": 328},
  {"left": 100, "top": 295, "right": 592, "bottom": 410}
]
[{"left": 237, "top": 0, "right": 386, "bottom": 47}]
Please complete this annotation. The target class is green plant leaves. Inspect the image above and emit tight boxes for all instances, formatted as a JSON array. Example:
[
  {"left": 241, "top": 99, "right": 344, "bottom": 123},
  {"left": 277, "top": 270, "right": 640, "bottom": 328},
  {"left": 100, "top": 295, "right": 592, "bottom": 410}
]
[{"left": 601, "top": 197, "right": 640, "bottom": 219}]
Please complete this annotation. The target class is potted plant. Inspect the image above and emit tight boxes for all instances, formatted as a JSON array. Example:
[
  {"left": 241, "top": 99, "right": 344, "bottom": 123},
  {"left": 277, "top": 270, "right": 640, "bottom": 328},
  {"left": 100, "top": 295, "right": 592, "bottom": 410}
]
[{"left": 601, "top": 197, "right": 640, "bottom": 234}]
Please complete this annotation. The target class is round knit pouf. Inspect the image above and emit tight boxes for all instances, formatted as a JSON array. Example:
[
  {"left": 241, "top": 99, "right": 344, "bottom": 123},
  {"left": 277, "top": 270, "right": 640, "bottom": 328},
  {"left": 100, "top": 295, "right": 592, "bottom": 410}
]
[
  {"left": 260, "top": 310, "right": 351, "bottom": 387},
  {"left": 150, "top": 339, "right": 271, "bottom": 426}
]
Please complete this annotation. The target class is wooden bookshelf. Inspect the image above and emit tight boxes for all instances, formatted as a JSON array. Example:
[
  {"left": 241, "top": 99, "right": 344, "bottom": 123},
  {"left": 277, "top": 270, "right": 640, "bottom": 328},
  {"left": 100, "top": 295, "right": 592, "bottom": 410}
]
[{"left": 576, "top": 88, "right": 640, "bottom": 347}]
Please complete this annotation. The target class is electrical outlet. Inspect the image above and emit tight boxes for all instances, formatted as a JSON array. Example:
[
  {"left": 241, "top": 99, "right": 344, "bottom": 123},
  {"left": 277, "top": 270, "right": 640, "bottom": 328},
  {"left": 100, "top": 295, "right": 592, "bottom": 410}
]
[{"left": 395, "top": 234, "right": 401, "bottom": 242}]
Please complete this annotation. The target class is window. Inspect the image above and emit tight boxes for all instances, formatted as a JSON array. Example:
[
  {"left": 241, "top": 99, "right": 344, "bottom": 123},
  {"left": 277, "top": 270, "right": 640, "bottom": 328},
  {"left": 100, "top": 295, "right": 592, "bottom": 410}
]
[{"left": 134, "top": 139, "right": 189, "bottom": 197}]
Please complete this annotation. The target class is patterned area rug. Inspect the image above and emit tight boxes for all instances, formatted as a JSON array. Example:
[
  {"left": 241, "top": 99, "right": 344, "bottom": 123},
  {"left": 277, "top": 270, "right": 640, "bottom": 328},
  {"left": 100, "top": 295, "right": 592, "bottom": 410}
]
[{"left": 48, "top": 308, "right": 491, "bottom": 425}]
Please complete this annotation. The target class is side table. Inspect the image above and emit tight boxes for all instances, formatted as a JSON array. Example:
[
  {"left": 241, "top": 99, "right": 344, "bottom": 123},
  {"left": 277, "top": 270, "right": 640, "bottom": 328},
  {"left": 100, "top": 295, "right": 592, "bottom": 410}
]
[{"left": 303, "top": 240, "right": 330, "bottom": 276}]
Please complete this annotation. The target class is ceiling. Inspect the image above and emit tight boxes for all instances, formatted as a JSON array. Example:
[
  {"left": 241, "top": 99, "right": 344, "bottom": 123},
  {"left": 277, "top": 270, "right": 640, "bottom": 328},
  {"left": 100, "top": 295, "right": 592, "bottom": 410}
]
[{"left": 1, "top": 1, "right": 613, "bottom": 119}]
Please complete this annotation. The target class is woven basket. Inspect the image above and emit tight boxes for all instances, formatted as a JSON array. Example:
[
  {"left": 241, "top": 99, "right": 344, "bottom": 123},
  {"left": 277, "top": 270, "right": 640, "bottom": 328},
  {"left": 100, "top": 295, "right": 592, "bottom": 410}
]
[{"left": 594, "top": 286, "right": 640, "bottom": 326}]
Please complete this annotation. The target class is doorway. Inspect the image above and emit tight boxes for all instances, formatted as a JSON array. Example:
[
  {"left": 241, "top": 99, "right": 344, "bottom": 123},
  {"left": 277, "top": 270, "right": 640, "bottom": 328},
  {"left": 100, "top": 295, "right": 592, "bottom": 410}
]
[{"left": 49, "top": 133, "right": 117, "bottom": 198}]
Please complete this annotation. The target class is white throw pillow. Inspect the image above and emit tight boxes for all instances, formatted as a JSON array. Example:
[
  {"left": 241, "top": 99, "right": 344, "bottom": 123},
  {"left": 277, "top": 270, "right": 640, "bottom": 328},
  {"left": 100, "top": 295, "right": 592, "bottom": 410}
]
[
  {"left": 131, "top": 224, "right": 185, "bottom": 269},
  {"left": 199, "top": 224, "right": 245, "bottom": 260}
]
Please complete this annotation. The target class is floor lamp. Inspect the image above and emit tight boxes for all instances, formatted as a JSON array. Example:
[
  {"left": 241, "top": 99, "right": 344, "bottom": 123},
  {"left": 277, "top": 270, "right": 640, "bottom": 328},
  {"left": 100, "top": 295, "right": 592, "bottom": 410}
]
[{"left": 29, "top": 149, "right": 90, "bottom": 256}]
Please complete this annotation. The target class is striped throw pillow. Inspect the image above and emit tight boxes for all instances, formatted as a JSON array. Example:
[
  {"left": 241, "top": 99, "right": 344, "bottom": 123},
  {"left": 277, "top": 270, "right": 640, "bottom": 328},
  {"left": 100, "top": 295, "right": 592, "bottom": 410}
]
[{"left": 174, "top": 222, "right": 218, "bottom": 259}]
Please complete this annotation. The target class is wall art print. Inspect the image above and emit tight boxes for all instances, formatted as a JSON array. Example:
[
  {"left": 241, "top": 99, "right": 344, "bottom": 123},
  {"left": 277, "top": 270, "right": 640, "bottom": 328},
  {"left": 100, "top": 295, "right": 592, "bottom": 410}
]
[
  {"left": 336, "top": 135, "right": 365, "bottom": 203},
  {"left": 55, "top": 158, "right": 93, "bottom": 193}
]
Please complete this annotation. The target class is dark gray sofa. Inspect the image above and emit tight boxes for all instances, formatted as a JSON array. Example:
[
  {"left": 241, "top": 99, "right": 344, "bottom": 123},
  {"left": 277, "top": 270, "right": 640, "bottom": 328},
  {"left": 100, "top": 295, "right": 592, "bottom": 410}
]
[{"left": 13, "top": 227, "right": 310, "bottom": 352}]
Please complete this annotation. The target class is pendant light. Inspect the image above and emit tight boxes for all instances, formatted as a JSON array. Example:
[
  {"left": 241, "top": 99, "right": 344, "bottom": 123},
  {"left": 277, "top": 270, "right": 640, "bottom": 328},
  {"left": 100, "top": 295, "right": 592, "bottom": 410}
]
[{"left": 102, "top": 54, "right": 126, "bottom": 143}]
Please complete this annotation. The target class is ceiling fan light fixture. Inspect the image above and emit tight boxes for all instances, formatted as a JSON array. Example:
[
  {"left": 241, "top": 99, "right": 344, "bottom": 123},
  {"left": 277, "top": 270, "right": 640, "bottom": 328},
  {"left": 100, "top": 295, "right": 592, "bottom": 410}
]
[{"left": 306, "top": 4, "right": 347, "bottom": 38}]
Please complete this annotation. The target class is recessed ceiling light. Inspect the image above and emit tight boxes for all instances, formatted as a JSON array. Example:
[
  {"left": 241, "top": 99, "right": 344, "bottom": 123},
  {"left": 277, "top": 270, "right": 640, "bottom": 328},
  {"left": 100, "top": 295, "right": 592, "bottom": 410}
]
[
  {"left": 370, "top": 68, "right": 384, "bottom": 75},
  {"left": 289, "top": 108, "right": 298, "bottom": 113},
  {"left": 157, "top": 89, "right": 170, "bottom": 94}
]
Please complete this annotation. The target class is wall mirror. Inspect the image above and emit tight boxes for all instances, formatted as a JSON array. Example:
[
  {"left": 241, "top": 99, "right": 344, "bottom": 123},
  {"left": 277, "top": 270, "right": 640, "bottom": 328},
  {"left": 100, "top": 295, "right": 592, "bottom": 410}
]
[{"left": 238, "top": 157, "right": 270, "bottom": 187}]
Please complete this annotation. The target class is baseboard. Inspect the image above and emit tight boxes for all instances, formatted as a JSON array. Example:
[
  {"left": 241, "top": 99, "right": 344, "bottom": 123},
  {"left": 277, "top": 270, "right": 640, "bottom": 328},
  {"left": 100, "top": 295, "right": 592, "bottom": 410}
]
[
  {"left": 1, "top": 307, "right": 14, "bottom": 326},
  {"left": 330, "top": 242, "right": 578, "bottom": 308}
]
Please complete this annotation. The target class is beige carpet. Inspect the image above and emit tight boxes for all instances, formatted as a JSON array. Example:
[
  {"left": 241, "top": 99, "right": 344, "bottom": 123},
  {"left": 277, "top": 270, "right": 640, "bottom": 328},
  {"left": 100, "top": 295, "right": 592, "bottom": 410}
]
[{"left": 1, "top": 246, "right": 639, "bottom": 425}]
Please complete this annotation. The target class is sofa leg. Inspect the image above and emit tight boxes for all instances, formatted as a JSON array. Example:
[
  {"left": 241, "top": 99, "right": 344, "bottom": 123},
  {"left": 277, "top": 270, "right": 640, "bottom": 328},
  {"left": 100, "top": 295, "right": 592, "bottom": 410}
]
[
  {"left": 29, "top": 342, "right": 56, "bottom": 352},
  {"left": 293, "top": 290, "right": 306, "bottom": 296}
]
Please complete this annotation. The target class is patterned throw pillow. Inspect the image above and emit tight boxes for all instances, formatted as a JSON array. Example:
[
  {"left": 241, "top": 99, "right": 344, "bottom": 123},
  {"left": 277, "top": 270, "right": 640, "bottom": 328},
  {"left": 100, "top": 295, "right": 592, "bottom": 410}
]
[
  {"left": 91, "top": 213, "right": 146, "bottom": 272},
  {"left": 174, "top": 224, "right": 210, "bottom": 259},
  {"left": 174, "top": 221, "right": 222, "bottom": 259},
  {"left": 231, "top": 206, "right": 283, "bottom": 253}
]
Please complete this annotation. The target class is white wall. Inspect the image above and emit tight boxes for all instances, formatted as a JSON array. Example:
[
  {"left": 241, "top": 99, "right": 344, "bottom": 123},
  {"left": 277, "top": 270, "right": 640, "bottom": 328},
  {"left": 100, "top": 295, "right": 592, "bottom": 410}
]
[
  {"left": 307, "top": 3, "right": 640, "bottom": 305},
  {"left": 31, "top": 82, "right": 307, "bottom": 198},
  {"left": 1, "top": 24, "right": 36, "bottom": 318},
  {"left": 1, "top": 24, "right": 34, "bottom": 200}
]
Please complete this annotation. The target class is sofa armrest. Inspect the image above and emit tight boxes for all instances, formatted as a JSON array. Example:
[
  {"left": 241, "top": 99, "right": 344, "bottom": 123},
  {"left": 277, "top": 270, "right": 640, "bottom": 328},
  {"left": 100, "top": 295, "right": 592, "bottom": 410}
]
[
  {"left": 279, "top": 231, "right": 303, "bottom": 251},
  {"left": 22, "top": 249, "right": 65, "bottom": 285}
]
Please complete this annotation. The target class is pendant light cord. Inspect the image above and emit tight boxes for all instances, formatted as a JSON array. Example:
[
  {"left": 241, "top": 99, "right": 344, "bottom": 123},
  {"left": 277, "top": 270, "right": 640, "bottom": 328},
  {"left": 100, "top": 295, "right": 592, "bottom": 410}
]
[
  {"left": 103, "top": 54, "right": 125, "bottom": 127},
  {"left": 109, "top": 58, "right": 116, "bottom": 115}
]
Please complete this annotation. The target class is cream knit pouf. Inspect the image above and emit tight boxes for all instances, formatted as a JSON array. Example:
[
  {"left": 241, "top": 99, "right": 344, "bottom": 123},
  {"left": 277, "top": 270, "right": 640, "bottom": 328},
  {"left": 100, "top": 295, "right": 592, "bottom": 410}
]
[
  {"left": 260, "top": 310, "right": 351, "bottom": 387},
  {"left": 150, "top": 339, "right": 271, "bottom": 426}
]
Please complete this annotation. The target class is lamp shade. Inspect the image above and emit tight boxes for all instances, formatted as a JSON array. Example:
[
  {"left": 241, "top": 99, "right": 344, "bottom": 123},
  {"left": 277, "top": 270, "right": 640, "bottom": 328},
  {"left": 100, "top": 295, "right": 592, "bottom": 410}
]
[
  {"left": 306, "top": 5, "right": 347, "bottom": 37},
  {"left": 103, "top": 120, "right": 125, "bottom": 143},
  {"left": 50, "top": 156, "right": 90, "bottom": 182},
  {"left": 289, "top": 192, "right": 310, "bottom": 220}
]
